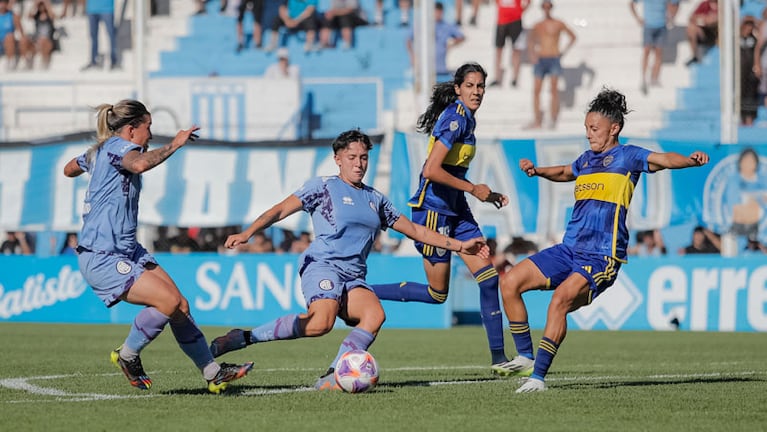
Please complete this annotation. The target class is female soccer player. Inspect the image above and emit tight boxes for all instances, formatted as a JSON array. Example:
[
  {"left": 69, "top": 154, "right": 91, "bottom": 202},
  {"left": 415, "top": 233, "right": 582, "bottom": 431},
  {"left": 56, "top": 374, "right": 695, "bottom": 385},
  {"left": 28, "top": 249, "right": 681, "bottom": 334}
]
[
  {"left": 208, "top": 129, "right": 489, "bottom": 390},
  {"left": 370, "top": 62, "right": 515, "bottom": 375},
  {"left": 63, "top": 99, "right": 253, "bottom": 394},
  {"left": 500, "top": 88, "right": 709, "bottom": 392}
]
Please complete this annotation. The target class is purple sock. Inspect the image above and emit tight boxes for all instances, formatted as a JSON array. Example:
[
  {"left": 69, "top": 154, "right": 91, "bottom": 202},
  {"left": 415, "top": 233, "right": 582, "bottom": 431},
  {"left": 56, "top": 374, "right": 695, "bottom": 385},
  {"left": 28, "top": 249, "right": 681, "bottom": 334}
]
[
  {"left": 250, "top": 313, "right": 302, "bottom": 343},
  {"left": 170, "top": 313, "right": 214, "bottom": 370},
  {"left": 124, "top": 307, "right": 170, "bottom": 354},
  {"left": 328, "top": 328, "right": 375, "bottom": 371}
]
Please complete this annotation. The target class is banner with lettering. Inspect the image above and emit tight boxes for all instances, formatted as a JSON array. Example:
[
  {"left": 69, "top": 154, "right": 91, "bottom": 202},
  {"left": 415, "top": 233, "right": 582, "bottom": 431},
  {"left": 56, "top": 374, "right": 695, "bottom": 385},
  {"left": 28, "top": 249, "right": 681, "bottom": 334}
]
[
  {"left": 1, "top": 254, "right": 765, "bottom": 332},
  {"left": 389, "top": 132, "right": 767, "bottom": 243},
  {"left": 0, "top": 137, "right": 380, "bottom": 232}
]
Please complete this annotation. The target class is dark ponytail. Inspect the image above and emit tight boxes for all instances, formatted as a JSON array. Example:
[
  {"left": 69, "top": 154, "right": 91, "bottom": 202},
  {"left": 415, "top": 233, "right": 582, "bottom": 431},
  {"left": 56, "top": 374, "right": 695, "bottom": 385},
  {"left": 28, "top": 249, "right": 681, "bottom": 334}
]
[{"left": 416, "top": 62, "right": 487, "bottom": 134}]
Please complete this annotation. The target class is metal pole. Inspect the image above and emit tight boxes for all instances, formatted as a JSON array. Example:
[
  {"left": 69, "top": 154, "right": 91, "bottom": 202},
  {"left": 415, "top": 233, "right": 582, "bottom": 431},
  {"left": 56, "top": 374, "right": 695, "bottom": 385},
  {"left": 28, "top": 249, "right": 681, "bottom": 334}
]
[
  {"left": 415, "top": 0, "right": 435, "bottom": 114},
  {"left": 719, "top": 0, "right": 739, "bottom": 144},
  {"left": 134, "top": 0, "right": 147, "bottom": 103}
]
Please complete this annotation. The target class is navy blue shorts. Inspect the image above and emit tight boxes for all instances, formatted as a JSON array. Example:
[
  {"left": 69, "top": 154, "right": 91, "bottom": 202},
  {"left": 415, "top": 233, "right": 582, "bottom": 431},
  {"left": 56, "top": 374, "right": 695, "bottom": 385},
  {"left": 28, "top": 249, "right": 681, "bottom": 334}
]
[
  {"left": 410, "top": 207, "right": 483, "bottom": 264},
  {"left": 528, "top": 243, "right": 621, "bottom": 304}
]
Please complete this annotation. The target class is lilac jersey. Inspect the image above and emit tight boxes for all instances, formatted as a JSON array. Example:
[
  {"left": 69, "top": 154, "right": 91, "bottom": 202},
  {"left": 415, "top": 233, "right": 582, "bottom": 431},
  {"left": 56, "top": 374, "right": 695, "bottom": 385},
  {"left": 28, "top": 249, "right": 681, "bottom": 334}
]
[
  {"left": 294, "top": 176, "right": 402, "bottom": 279},
  {"left": 76, "top": 136, "right": 144, "bottom": 255}
]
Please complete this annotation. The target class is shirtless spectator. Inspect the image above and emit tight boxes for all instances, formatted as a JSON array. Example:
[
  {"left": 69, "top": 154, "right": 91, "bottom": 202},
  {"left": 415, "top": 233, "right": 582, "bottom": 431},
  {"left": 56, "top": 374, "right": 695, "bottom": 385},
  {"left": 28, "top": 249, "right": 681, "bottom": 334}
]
[
  {"left": 525, "top": 0, "right": 575, "bottom": 129},
  {"left": 686, "top": 0, "right": 718, "bottom": 66}
]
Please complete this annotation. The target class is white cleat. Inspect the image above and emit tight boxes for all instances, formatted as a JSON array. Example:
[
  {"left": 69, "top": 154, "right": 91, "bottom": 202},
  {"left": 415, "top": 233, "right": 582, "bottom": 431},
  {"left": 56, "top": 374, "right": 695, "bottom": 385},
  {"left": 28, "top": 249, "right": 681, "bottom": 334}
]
[
  {"left": 491, "top": 355, "right": 534, "bottom": 377},
  {"left": 515, "top": 377, "right": 546, "bottom": 393}
]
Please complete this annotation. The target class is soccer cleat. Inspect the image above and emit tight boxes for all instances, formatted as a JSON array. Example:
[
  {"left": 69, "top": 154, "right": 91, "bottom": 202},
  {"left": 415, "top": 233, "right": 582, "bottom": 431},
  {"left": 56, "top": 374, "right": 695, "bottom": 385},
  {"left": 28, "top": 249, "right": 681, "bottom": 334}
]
[
  {"left": 209, "top": 329, "right": 250, "bottom": 358},
  {"left": 110, "top": 346, "right": 152, "bottom": 390},
  {"left": 314, "top": 368, "right": 341, "bottom": 391},
  {"left": 515, "top": 377, "right": 546, "bottom": 393},
  {"left": 207, "top": 361, "right": 254, "bottom": 394},
  {"left": 491, "top": 355, "right": 534, "bottom": 377}
]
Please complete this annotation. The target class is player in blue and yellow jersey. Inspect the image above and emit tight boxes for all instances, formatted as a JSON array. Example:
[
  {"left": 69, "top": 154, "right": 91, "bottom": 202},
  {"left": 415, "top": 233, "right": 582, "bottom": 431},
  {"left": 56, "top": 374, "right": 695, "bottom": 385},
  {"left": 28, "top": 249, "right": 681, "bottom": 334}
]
[
  {"left": 208, "top": 130, "right": 489, "bottom": 390},
  {"left": 499, "top": 88, "right": 709, "bottom": 393},
  {"left": 370, "top": 63, "right": 516, "bottom": 375},
  {"left": 63, "top": 100, "right": 253, "bottom": 394}
]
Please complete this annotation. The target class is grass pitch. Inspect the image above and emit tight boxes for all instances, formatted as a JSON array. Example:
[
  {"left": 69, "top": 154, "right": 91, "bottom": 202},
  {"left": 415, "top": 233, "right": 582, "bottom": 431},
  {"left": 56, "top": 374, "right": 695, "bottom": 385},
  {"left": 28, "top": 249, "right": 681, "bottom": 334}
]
[{"left": 1, "top": 323, "right": 765, "bottom": 431}]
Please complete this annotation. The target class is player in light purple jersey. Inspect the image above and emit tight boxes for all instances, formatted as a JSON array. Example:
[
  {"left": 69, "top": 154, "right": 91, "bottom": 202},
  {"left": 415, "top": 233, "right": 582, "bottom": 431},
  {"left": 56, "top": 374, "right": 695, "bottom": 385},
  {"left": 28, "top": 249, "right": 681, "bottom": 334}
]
[
  {"left": 209, "top": 129, "right": 489, "bottom": 390},
  {"left": 63, "top": 99, "right": 253, "bottom": 394}
]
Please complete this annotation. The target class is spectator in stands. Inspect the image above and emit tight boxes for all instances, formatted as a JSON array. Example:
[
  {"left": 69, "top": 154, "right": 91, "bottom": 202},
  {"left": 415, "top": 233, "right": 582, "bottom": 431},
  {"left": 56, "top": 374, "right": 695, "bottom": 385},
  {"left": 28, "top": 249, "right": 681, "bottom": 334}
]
[
  {"left": 169, "top": 227, "right": 201, "bottom": 254},
  {"left": 249, "top": 231, "right": 275, "bottom": 253},
  {"left": 406, "top": 2, "right": 464, "bottom": 83},
  {"left": 153, "top": 226, "right": 171, "bottom": 252},
  {"left": 740, "top": 15, "right": 760, "bottom": 126},
  {"left": 82, "top": 0, "right": 119, "bottom": 70},
  {"left": 29, "top": 0, "right": 56, "bottom": 69},
  {"left": 266, "top": 0, "right": 320, "bottom": 53},
  {"left": 0, "top": 0, "right": 32, "bottom": 70},
  {"left": 264, "top": 47, "right": 300, "bottom": 78},
  {"left": 290, "top": 231, "right": 311, "bottom": 253},
  {"left": 236, "top": 0, "right": 265, "bottom": 53},
  {"left": 59, "top": 232, "right": 79, "bottom": 255},
  {"left": 723, "top": 147, "right": 767, "bottom": 242},
  {"left": 455, "top": 0, "right": 480, "bottom": 26},
  {"left": 489, "top": 0, "right": 529, "bottom": 88},
  {"left": 524, "top": 0, "right": 575, "bottom": 130},
  {"left": 60, "top": 0, "right": 84, "bottom": 17},
  {"left": 685, "top": 0, "right": 718, "bottom": 66},
  {"left": 628, "top": 229, "right": 667, "bottom": 256},
  {"left": 629, "top": 0, "right": 679, "bottom": 95},
  {"left": 318, "top": 0, "right": 367, "bottom": 50},
  {"left": 755, "top": 7, "right": 767, "bottom": 110},
  {"left": 678, "top": 225, "right": 720, "bottom": 254},
  {"left": 1, "top": 231, "right": 33, "bottom": 255},
  {"left": 374, "top": 0, "right": 410, "bottom": 27}
]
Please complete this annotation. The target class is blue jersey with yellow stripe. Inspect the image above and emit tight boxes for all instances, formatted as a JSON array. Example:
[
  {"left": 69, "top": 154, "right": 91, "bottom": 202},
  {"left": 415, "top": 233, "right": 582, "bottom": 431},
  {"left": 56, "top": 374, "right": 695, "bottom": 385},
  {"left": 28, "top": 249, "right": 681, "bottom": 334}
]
[
  {"left": 564, "top": 144, "right": 652, "bottom": 261},
  {"left": 408, "top": 100, "right": 477, "bottom": 216}
]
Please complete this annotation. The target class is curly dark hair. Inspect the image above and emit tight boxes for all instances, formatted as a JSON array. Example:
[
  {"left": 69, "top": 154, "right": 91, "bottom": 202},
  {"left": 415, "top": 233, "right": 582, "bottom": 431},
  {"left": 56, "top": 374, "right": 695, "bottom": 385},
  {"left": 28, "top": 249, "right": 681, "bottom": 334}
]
[{"left": 587, "top": 87, "right": 631, "bottom": 133}]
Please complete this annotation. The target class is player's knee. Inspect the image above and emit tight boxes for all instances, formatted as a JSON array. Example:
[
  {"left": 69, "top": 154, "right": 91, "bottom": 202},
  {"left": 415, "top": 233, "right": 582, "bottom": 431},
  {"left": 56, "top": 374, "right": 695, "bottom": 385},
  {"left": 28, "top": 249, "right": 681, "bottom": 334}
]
[{"left": 303, "top": 315, "right": 335, "bottom": 337}]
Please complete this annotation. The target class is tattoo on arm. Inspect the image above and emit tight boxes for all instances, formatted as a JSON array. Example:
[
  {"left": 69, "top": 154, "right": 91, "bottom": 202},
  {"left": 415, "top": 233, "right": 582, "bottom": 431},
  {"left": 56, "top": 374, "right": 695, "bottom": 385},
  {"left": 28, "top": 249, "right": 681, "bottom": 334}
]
[{"left": 141, "top": 144, "right": 176, "bottom": 169}]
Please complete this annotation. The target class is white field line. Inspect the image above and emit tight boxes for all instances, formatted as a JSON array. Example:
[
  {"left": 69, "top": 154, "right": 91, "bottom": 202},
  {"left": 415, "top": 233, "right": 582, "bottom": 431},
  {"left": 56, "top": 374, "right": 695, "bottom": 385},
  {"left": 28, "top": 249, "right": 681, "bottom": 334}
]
[{"left": 2, "top": 368, "right": 764, "bottom": 402}]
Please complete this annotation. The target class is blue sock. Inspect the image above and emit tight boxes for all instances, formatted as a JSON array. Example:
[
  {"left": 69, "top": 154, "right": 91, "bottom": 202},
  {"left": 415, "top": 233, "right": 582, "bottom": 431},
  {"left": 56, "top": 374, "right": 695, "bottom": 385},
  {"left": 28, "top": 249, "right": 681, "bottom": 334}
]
[
  {"left": 124, "top": 307, "right": 170, "bottom": 355},
  {"left": 509, "top": 321, "right": 534, "bottom": 360},
  {"left": 370, "top": 282, "right": 447, "bottom": 304},
  {"left": 250, "top": 313, "right": 302, "bottom": 343},
  {"left": 474, "top": 265, "right": 507, "bottom": 364},
  {"left": 169, "top": 313, "right": 214, "bottom": 370},
  {"left": 531, "top": 336, "right": 559, "bottom": 381},
  {"left": 328, "top": 327, "right": 375, "bottom": 371}
]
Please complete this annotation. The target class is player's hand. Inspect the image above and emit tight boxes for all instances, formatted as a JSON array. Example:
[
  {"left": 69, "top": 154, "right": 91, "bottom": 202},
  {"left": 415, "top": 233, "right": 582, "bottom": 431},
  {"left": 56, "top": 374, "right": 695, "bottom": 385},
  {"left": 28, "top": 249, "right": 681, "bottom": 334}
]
[
  {"left": 689, "top": 151, "right": 709, "bottom": 166},
  {"left": 470, "top": 183, "right": 492, "bottom": 201},
  {"left": 460, "top": 237, "right": 489, "bottom": 259},
  {"left": 224, "top": 232, "right": 250, "bottom": 249},
  {"left": 485, "top": 192, "right": 509, "bottom": 209},
  {"left": 519, "top": 159, "right": 537, "bottom": 177},
  {"left": 172, "top": 125, "right": 200, "bottom": 149}
]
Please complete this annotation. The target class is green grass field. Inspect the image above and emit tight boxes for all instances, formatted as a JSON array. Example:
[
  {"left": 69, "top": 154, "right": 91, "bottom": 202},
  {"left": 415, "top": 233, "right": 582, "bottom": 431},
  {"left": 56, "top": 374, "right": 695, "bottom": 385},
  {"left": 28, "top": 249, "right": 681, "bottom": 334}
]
[{"left": 1, "top": 323, "right": 765, "bottom": 431}]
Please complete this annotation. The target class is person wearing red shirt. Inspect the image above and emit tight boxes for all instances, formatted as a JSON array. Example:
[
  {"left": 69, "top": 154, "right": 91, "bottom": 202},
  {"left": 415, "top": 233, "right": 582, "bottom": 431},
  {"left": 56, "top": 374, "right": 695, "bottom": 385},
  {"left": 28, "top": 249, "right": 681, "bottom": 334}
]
[{"left": 490, "top": 0, "right": 529, "bottom": 87}]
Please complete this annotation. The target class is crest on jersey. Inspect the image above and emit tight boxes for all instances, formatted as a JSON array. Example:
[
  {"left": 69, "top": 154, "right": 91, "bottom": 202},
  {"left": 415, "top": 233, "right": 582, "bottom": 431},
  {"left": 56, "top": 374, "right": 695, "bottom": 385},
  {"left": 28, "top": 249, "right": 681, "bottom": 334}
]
[
  {"left": 319, "top": 279, "right": 334, "bottom": 291},
  {"left": 116, "top": 261, "right": 132, "bottom": 275},
  {"left": 602, "top": 155, "right": 614, "bottom": 167},
  {"left": 449, "top": 120, "right": 459, "bottom": 131},
  {"left": 343, "top": 196, "right": 354, "bottom": 205},
  {"left": 369, "top": 201, "right": 376, "bottom": 212}
]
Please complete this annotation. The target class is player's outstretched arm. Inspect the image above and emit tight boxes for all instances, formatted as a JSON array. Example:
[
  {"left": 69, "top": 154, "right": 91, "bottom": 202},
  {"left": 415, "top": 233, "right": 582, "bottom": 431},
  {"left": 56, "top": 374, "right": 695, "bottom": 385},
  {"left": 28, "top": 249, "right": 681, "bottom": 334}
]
[
  {"left": 519, "top": 158, "right": 575, "bottom": 182},
  {"left": 122, "top": 126, "right": 200, "bottom": 174},
  {"left": 647, "top": 150, "right": 709, "bottom": 172},
  {"left": 225, "top": 195, "right": 303, "bottom": 249},
  {"left": 391, "top": 216, "right": 490, "bottom": 258}
]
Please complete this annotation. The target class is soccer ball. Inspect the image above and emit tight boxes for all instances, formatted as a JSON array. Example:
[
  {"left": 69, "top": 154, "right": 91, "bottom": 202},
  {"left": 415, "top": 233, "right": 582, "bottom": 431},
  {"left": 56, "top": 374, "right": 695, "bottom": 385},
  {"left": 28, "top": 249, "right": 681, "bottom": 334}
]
[{"left": 334, "top": 349, "right": 379, "bottom": 393}]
